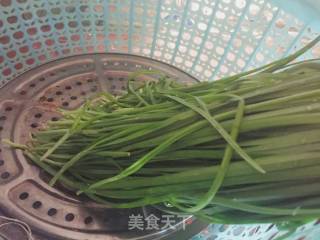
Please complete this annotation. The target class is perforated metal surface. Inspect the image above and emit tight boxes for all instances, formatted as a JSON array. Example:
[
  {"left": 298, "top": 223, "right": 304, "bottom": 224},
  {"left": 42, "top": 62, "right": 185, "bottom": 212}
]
[{"left": 0, "top": 53, "right": 206, "bottom": 240}]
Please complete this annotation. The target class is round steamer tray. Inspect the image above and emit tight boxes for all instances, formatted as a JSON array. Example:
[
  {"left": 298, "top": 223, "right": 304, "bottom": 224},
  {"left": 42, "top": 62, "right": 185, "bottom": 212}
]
[{"left": 0, "top": 53, "right": 208, "bottom": 240}]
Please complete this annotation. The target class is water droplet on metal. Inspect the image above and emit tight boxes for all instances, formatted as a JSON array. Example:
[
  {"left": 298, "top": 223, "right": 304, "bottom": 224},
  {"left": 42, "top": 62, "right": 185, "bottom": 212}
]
[
  {"left": 186, "top": 18, "right": 195, "bottom": 27},
  {"left": 163, "top": 14, "right": 182, "bottom": 24},
  {"left": 173, "top": 14, "right": 180, "bottom": 22}
]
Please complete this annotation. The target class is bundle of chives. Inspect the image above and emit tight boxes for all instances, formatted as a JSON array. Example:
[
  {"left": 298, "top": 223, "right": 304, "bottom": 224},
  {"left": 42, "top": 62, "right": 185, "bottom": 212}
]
[{"left": 6, "top": 36, "right": 320, "bottom": 233}]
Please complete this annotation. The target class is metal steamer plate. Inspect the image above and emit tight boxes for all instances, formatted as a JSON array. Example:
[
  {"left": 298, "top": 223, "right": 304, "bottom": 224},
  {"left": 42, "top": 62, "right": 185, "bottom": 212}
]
[{"left": 0, "top": 54, "right": 206, "bottom": 240}]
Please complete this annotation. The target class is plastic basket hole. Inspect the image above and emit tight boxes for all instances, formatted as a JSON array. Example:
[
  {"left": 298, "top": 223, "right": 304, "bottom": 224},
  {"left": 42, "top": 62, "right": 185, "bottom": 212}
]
[
  {"left": 65, "top": 6, "right": 76, "bottom": 13},
  {"left": 32, "top": 201, "right": 42, "bottom": 209},
  {"left": 7, "top": 16, "right": 18, "bottom": 24},
  {"left": 216, "top": 46, "right": 224, "bottom": 56},
  {"left": 249, "top": 4, "right": 260, "bottom": 15},
  {"left": 55, "top": 23, "right": 64, "bottom": 30},
  {"left": 36, "top": 9, "right": 47, "bottom": 18},
  {"left": 312, "top": 46, "right": 320, "bottom": 58},
  {"left": 95, "top": 20, "right": 104, "bottom": 27},
  {"left": 20, "top": 90, "right": 27, "bottom": 95},
  {"left": 65, "top": 86, "right": 72, "bottom": 90},
  {"left": 19, "top": 192, "right": 29, "bottom": 200},
  {"left": 0, "top": 0, "right": 12, "bottom": 7},
  {"left": 235, "top": 0, "right": 246, "bottom": 9},
  {"left": 195, "top": 65, "right": 203, "bottom": 73},
  {"left": 277, "top": 46, "right": 285, "bottom": 54},
  {"left": 0, "top": 35, "right": 10, "bottom": 45},
  {"left": 204, "top": 69, "right": 213, "bottom": 78},
  {"left": 84, "top": 216, "right": 93, "bottom": 225},
  {"left": 47, "top": 97, "right": 54, "bottom": 102},
  {"left": 227, "top": 53, "right": 235, "bottom": 62},
  {"left": 266, "top": 224, "right": 275, "bottom": 232},
  {"left": 249, "top": 227, "right": 258, "bottom": 236},
  {"left": 266, "top": 37, "right": 274, "bottom": 47},
  {"left": 70, "top": 96, "right": 77, "bottom": 100},
  {"left": 219, "top": 225, "right": 228, "bottom": 232},
  {"left": 234, "top": 38, "right": 242, "bottom": 48},
  {"left": 154, "top": 50, "right": 162, "bottom": 58},
  {"left": 237, "top": 59, "right": 245, "bottom": 68},
  {"left": 233, "top": 226, "right": 245, "bottom": 236},
  {"left": 175, "top": 56, "right": 183, "bottom": 63},
  {"left": 65, "top": 213, "right": 75, "bottom": 222},
  {"left": 22, "top": 11, "right": 32, "bottom": 21},
  {"left": 47, "top": 208, "right": 57, "bottom": 216},
  {"left": 80, "top": 5, "right": 89, "bottom": 13},
  {"left": 275, "top": 19, "right": 285, "bottom": 29},
  {"left": 256, "top": 53, "right": 265, "bottom": 62},
  {"left": 29, "top": 83, "right": 36, "bottom": 88},
  {"left": 0, "top": 126, "right": 3, "bottom": 131},
  {"left": 288, "top": 27, "right": 299, "bottom": 37},
  {"left": 190, "top": 2, "right": 199, "bottom": 11},
  {"left": 216, "top": 11, "right": 226, "bottom": 20},
  {"left": 82, "top": 20, "right": 91, "bottom": 27},
  {"left": 81, "top": 92, "right": 86, "bottom": 96},
  {"left": 76, "top": 81, "right": 82, "bottom": 86},
  {"left": 68, "top": 21, "right": 78, "bottom": 29},
  {"left": 206, "top": 236, "right": 218, "bottom": 240},
  {"left": 51, "top": 7, "right": 61, "bottom": 15},
  {"left": 55, "top": 91, "right": 63, "bottom": 96},
  {"left": 0, "top": 116, "right": 6, "bottom": 121},
  {"left": 39, "top": 77, "right": 45, "bottom": 82},
  {"left": 111, "top": 85, "right": 116, "bottom": 90},
  {"left": 87, "top": 79, "right": 94, "bottom": 83},
  {"left": 0, "top": 159, "right": 4, "bottom": 166}
]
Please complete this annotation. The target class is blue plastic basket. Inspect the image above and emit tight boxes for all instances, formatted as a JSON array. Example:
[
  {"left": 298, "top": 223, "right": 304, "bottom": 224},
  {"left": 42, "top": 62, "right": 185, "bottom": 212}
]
[{"left": 1, "top": 0, "right": 320, "bottom": 239}]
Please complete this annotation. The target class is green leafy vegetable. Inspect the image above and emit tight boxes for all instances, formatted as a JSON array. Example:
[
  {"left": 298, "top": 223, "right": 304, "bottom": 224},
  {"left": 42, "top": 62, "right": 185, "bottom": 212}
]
[{"left": 5, "top": 36, "right": 320, "bottom": 234}]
